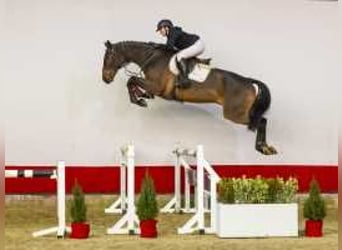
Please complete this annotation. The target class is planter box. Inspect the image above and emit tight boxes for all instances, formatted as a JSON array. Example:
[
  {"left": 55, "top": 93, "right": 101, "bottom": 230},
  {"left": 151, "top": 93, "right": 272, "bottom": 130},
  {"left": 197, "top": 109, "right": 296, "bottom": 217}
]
[
  {"left": 216, "top": 203, "right": 298, "bottom": 238},
  {"left": 70, "top": 222, "right": 90, "bottom": 239}
]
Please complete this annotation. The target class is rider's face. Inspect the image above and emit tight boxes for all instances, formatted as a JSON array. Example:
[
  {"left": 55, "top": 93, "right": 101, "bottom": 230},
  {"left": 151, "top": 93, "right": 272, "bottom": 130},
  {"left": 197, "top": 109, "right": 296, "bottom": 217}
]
[{"left": 159, "top": 27, "right": 168, "bottom": 37}]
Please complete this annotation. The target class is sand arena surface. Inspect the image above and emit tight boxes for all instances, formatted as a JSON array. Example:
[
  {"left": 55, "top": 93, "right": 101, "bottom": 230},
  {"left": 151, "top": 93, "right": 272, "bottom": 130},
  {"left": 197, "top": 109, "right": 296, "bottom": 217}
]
[{"left": 5, "top": 195, "right": 337, "bottom": 250}]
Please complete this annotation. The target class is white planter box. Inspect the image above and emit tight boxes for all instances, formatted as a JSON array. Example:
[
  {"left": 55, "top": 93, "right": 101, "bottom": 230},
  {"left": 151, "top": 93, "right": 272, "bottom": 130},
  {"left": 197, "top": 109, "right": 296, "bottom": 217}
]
[{"left": 216, "top": 203, "right": 298, "bottom": 238}]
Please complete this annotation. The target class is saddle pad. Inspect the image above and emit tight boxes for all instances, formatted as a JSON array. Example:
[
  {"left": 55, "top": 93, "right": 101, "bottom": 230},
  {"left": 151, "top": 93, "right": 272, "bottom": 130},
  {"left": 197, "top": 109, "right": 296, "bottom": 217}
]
[{"left": 169, "top": 55, "right": 212, "bottom": 83}]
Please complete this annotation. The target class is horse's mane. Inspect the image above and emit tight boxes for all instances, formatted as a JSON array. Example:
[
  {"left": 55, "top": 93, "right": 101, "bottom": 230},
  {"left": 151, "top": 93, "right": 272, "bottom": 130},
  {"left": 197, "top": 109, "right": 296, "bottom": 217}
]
[
  {"left": 114, "top": 40, "right": 176, "bottom": 56},
  {"left": 116, "top": 40, "right": 150, "bottom": 48}
]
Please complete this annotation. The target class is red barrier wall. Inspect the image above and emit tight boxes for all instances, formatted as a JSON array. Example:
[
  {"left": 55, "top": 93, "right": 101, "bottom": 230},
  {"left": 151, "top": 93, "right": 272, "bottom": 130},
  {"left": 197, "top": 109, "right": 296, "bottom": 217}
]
[{"left": 5, "top": 165, "right": 337, "bottom": 194}]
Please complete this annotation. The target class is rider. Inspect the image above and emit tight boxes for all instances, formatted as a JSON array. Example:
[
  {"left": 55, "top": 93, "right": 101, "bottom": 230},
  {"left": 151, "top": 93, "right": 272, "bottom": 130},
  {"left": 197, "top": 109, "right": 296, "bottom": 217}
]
[{"left": 156, "top": 19, "right": 205, "bottom": 88}]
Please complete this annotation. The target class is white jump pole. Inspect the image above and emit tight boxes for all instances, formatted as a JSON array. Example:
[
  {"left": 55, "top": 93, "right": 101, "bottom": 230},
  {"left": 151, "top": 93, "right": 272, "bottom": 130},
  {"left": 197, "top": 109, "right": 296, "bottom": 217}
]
[
  {"left": 196, "top": 145, "right": 205, "bottom": 233},
  {"left": 105, "top": 158, "right": 127, "bottom": 214},
  {"left": 175, "top": 151, "right": 181, "bottom": 213},
  {"left": 107, "top": 144, "right": 140, "bottom": 235},
  {"left": 31, "top": 161, "right": 71, "bottom": 238}
]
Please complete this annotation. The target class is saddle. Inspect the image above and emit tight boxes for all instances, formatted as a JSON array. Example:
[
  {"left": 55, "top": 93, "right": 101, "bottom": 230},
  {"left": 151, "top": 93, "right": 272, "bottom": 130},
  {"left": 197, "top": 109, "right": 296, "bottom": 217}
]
[
  {"left": 195, "top": 58, "right": 211, "bottom": 65},
  {"left": 148, "top": 41, "right": 212, "bottom": 83}
]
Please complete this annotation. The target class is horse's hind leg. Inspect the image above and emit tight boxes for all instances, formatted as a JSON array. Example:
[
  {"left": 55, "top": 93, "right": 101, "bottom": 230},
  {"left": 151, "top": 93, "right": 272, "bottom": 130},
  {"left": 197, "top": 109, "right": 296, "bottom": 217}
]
[{"left": 255, "top": 117, "right": 277, "bottom": 155}]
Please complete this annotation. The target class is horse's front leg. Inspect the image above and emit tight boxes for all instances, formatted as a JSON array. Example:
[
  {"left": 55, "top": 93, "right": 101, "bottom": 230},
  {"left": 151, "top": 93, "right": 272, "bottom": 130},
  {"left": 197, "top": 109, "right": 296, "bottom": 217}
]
[
  {"left": 132, "top": 77, "right": 155, "bottom": 99},
  {"left": 127, "top": 77, "right": 148, "bottom": 107}
]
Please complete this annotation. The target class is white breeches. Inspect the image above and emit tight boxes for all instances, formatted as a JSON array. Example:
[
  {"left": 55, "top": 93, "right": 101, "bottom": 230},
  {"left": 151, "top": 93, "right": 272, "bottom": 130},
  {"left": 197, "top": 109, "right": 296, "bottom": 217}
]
[{"left": 176, "top": 39, "right": 205, "bottom": 61}]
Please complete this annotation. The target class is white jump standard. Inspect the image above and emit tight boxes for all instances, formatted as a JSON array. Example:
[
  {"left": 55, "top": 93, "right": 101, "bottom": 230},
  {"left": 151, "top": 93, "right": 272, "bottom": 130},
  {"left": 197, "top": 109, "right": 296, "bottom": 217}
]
[
  {"left": 161, "top": 145, "right": 221, "bottom": 234},
  {"left": 106, "top": 144, "right": 140, "bottom": 235},
  {"left": 105, "top": 153, "right": 128, "bottom": 214},
  {"left": 161, "top": 147, "right": 202, "bottom": 214},
  {"left": 5, "top": 161, "right": 71, "bottom": 238}
]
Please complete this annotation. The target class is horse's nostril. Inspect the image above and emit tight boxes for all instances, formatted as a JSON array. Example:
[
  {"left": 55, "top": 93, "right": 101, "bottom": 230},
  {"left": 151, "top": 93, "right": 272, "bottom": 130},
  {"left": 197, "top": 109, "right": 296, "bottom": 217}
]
[
  {"left": 102, "top": 73, "right": 110, "bottom": 83},
  {"left": 102, "top": 70, "right": 114, "bottom": 84},
  {"left": 103, "top": 77, "right": 110, "bottom": 84}
]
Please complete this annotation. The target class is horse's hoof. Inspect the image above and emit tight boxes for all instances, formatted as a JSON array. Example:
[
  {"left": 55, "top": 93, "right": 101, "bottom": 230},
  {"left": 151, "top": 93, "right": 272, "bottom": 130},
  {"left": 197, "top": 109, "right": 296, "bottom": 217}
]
[
  {"left": 137, "top": 99, "right": 147, "bottom": 107},
  {"left": 256, "top": 144, "right": 277, "bottom": 155},
  {"left": 127, "top": 76, "right": 138, "bottom": 84},
  {"left": 141, "top": 93, "right": 154, "bottom": 99},
  {"left": 268, "top": 145, "right": 278, "bottom": 154}
]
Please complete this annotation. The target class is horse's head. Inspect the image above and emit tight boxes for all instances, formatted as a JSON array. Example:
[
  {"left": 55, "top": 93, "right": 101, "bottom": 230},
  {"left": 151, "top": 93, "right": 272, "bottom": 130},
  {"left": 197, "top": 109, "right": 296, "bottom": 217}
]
[{"left": 102, "top": 40, "right": 126, "bottom": 84}]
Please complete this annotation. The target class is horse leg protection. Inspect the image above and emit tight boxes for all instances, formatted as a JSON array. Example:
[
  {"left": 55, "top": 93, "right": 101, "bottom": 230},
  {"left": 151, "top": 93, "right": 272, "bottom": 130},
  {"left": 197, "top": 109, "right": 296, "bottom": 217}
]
[{"left": 127, "top": 78, "right": 147, "bottom": 107}]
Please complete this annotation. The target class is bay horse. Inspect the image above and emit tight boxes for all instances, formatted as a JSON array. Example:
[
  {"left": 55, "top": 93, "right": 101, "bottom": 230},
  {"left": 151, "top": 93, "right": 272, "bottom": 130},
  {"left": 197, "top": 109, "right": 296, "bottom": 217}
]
[{"left": 102, "top": 40, "right": 277, "bottom": 155}]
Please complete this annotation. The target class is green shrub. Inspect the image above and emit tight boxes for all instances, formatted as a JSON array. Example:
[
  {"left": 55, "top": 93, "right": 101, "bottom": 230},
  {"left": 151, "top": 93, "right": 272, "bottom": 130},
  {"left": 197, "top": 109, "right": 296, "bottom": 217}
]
[
  {"left": 281, "top": 177, "right": 298, "bottom": 203},
  {"left": 266, "top": 178, "right": 283, "bottom": 203},
  {"left": 218, "top": 178, "right": 235, "bottom": 204},
  {"left": 217, "top": 176, "right": 298, "bottom": 204},
  {"left": 136, "top": 173, "right": 159, "bottom": 221},
  {"left": 267, "top": 177, "right": 298, "bottom": 203},
  {"left": 70, "top": 181, "right": 87, "bottom": 223},
  {"left": 304, "top": 179, "right": 326, "bottom": 220},
  {"left": 232, "top": 176, "right": 251, "bottom": 203},
  {"left": 249, "top": 176, "right": 268, "bottom": 204}
]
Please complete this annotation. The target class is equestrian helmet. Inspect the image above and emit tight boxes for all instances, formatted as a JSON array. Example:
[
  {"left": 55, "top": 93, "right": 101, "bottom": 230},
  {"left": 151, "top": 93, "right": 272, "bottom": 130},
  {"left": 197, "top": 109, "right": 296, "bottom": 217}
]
[{"left": 156, "top": 19, "right": 173, "bottom": 31}]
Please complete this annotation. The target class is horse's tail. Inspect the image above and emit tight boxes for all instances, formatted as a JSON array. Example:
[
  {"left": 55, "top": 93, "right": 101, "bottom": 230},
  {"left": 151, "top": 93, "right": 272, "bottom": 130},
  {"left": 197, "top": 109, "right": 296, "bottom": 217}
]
[{"left": 247, "top": 78, "right": 271, "bottom": 131}]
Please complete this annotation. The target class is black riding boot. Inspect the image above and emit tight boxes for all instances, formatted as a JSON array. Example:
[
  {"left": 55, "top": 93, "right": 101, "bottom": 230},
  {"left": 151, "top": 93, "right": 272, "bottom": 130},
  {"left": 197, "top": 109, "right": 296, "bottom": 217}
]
[{"left": 176, "top": 59, "right": 191, "bottom": 88}]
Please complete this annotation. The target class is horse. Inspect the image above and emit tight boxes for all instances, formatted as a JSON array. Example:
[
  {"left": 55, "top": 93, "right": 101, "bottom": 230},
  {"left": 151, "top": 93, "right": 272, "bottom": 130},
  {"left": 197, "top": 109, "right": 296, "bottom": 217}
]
[{"left": 102, "top": 40, "right": 277, "bottom": 155}]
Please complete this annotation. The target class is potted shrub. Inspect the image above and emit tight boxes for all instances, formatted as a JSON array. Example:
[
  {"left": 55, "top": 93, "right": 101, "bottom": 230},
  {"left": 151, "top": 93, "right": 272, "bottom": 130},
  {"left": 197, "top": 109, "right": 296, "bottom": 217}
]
[
  {"left": 304, "top": 179, "right": 326, "bottom": 237},
  {"left": 217, "top": 176, "right": 299, "bottom": 238},
  {"left": 136, "top": 173, "right": 159, "bottom": 238},
  {"left": 70, "top": 181, "right": 90, "bottom": 239}
]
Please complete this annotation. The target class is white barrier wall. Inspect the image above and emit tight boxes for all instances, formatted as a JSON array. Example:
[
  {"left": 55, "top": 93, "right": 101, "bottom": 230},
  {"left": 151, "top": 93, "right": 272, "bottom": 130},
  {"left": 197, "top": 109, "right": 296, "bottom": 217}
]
[{"left": 3, "top": 0, "right": 339, "bottom": 165}]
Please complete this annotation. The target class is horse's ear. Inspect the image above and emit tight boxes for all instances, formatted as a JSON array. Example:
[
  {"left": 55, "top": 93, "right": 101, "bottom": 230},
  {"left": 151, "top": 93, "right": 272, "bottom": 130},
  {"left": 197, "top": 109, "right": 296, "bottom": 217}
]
[{"left": 105, "top": 40, "right": 112, "bottom": 49}]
